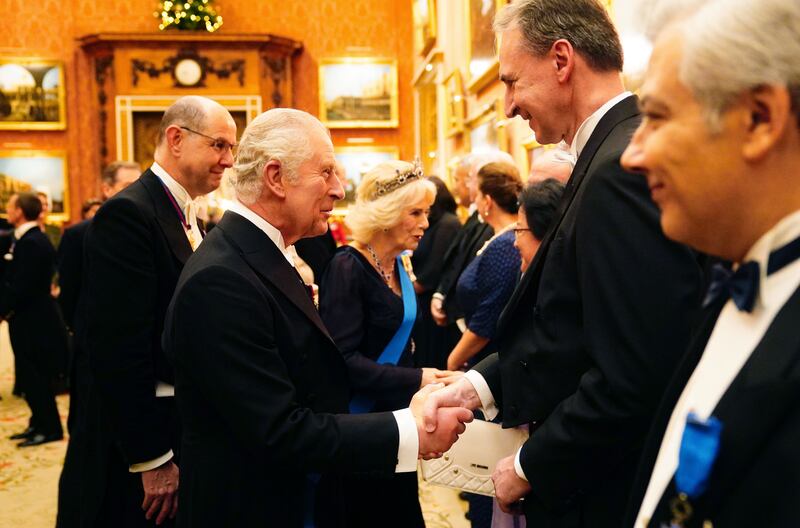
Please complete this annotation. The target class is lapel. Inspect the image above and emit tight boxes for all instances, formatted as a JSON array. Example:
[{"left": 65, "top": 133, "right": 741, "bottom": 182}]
[
  {"left": 217, "top": 211, "right": 335, "bottom": 343},
  {"left": 442, "top": 210, "right": 480, "bottom": 264},
  {"left": 696, "top": 285, "right": 800, "bottom": 515},
  {"left": 140, "top": 169, "right": 193, "bottom": 266},
  {"left": 632, "top": 299, "right": 725, "bottom": 523},
  {"left": 496, "top": 95, "right": 640, "bottom": 333},
  {"left": 652, "top": 287, "right": 800, "bottom": 523}
]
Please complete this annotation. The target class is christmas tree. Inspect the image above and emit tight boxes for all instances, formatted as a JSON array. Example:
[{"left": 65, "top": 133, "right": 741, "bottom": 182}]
[{"left": 155, "top": 0, "right": 223, "bottom": 33}]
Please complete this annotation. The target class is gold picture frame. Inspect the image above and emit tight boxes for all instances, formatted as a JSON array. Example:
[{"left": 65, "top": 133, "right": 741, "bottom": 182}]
[
  {"left": 0, "top": 57, "right": 66, "bottom": 130},
  {"left": 0, "top": 150, "right": 70, "bottom": 222},
  {"left": 443, "top": 69, "right": 466, "bottom": 137},
  {"left": 413, "top": 0, "right": 437, "bottom": 57},
  {"left": 333, "top": 146, "right": 401, "bottom": 212},
  {"left": 466, "top": 0, "right": 507, "bottom": 94},
  {"left": 466, "top": 100, "right": 508, "bottom": 154},
  {"left": 319, "top": 58, "right": 399, "bottom": 129}
]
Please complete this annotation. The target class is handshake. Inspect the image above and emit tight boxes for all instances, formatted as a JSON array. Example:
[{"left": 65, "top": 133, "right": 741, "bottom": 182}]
[{"left": 409, "top": 378, "right": 481, "bottom": 459}]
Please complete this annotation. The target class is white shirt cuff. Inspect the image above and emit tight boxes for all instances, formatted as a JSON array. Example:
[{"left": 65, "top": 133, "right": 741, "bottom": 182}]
[
  {"left": 514, "top": 447, "right": 528, "bottom": 482},
  {"left": 393, "top": 408, "right": 419, "bottom": 473},
  {"left": 464, "top": 370, "right": 499, "bottom": 421},
  {"left": 432, "top": 292, "right": 445, "bottom": 302},
  {"left": 129, "top": 450, "right": 174, "bottom": 473}
]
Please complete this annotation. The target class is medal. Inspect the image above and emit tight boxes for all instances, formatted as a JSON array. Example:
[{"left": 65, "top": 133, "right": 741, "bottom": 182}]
[
  {"left": 400, "top": 252, "right": 417, "bottom": 282},
  {"left": 669, "top": 413, "right": 722, "bottom": 527}
]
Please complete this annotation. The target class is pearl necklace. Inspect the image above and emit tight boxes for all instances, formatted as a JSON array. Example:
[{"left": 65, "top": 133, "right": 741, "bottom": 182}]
[{"left": 366, "top": 244, "right": 394, "bottom": 285}]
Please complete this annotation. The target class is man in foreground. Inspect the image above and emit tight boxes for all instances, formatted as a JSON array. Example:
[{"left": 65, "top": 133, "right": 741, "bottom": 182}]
[
  {"left": 621, "top": 0, "right": 800, "bottom": 525},
  {"left": 162, "top": 108, "right": 472, "bottom": 527}
]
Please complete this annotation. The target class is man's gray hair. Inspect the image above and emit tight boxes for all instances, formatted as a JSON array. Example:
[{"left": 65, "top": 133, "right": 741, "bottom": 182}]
[
  {"left": 639, "top": 0, "right": 705, "bottom": 42},
  {"left": 471, "top": 150, "right": 516, "bottom": 177},
  {"left": 156, "top": 96, "right": 209, "bottom": 146},
  {"left": 679, "top": 0, "right": 800, "bottom": 131},
  {"left": 494, "top": 0, "right": 623, "bottom": 73},
  {"left": 230, "top": 108, "right": 324, "bottom": 204},
  {"left": 457, "top": 153, "right": 475, "bottom": 171}
]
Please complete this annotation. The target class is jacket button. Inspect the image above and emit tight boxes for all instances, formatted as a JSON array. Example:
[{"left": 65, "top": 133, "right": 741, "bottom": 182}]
[{"left": 519, "top": 360, "right": 528, "bottom": 370}]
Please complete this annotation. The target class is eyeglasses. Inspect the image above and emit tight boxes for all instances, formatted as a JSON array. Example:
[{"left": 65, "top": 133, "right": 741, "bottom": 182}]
[
  {"left": 513, "top": 227, "right": 533, "bottom": 237},
  {"left": 179, "top": 126, "right": 237, "bottom": 155}
]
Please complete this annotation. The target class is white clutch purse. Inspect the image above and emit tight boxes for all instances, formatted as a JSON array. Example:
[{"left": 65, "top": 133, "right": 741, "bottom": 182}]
[{"left": 420, "top": 420, "right": 529, "bottom": 497}]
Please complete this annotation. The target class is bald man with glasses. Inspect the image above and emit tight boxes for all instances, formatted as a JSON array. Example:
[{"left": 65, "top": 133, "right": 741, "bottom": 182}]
[{"left": 57, "top": 96, "right": 236, "bottom": 528}]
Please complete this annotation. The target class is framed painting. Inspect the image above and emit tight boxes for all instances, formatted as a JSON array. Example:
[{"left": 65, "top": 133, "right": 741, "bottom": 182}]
[
  {"left": 466, "top": 0, "right": 507, "bottom": 93},
  {"left": 0, "top": 150, "right": 69, "bottom": 222},
  {"left": 466, "top": 100, "right": 508, "bottom": 154},
  {"left": 319, "top": 58, "right": 399, "bottom": 128},
  {"left": 334, "top": 146, "right": 400, "bottom": 209},
  {"left": 413, "top": 0, "right": 437, "bottom": 57},
  {"left": 443, "top": 69, "right": 466, "bottom": 137},
  {"left": 0, "top": 58, "right": 66, "bottom": 130}
]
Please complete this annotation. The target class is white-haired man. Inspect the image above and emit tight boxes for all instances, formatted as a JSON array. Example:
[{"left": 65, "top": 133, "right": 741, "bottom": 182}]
[
  {"left": 528, "top": 146, "right": 575, "bottom": 184},
  {"left": 161, "top": 108, "right": 472, "bottom": 527},
  {"left": 621, "top": 0, "right": 800, "bottom": 526},
  {"left": 421, "top": 1, "right": 705, "bottom": 526}
]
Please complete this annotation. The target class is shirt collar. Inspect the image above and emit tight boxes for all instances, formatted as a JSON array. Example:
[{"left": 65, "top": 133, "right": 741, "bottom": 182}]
[
  {"left": 14, "top": 221, "right": 38, "bottom": 240},
  {"left": 741, "top": 208, "right": 800, "bottom": 309},
  {"left": 151, "top": 162, "right": 193, "bottom": 212},
  {"left": 225, "top": 200, "right": 295, "bottom": 267},
  {"left": 569, "top": 91, "right": 633, "bottom": 160}
]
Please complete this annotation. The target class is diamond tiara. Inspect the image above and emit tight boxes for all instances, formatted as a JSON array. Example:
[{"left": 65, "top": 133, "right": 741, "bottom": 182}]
[{"left": 372, "top": 159, "right": 424, "bottom": 200}]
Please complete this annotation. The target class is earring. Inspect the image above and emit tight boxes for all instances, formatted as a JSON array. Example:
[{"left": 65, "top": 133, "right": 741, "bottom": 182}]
[{"left": 484, "top": 209, "right": 490, "bottom": 217}]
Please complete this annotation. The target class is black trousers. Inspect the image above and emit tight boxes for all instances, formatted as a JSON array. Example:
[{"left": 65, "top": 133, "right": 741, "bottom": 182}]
[{"left": 9, "top": 323, "right": 62, "bottom": 436}]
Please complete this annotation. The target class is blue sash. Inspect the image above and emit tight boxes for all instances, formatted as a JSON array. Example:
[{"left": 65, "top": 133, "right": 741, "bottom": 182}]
[{"left": 349, "top": 255, "right": 417, "bottom": 414}]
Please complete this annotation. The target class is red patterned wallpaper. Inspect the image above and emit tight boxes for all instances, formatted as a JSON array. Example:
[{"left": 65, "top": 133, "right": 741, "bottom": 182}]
[{"left": 0, "top": 0, "right": 413, "bottom": 223}]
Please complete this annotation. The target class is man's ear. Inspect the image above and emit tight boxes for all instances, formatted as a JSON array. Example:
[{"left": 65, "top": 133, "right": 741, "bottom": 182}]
[
  {"left": 742, "top": 84, "right": 792, "bottom": 162},
  {"left": 164, "top": 125, "right": 184, "bottom": 157},
  {"left": 551, "top": 39, "right": 575, "bottom": 84},
  {"left": 262, "top": 160, "right": 287, "bottom": 199}
]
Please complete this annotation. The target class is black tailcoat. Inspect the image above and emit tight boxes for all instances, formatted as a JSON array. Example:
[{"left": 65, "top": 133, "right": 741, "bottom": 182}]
[
  {"left": 68, "top": 169, "right": 190, "bottom": 527},
  {"left": 626, "top": 286, "right": 800, "bottom": 527},
  {"left": 474, "top": 96, "right": 705, "bottom": 527},
  {"left": 163, "top": 211, "right": 399, "bottom": 527}
]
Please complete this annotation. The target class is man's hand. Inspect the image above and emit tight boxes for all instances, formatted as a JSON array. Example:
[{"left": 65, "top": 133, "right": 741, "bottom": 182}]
[
  {"left": 141, "top": 460, "right": 179, "bottom": 525},
  {"left": 421, "top": 376, "right": 482, "bottom": 433},
  {"left": 421, "top": 368, "right": 465, "bottom": 388},
  {"left": 435, "top": 369, "right": 465, "bottom": 386},
  {"left": 410, "top": 383, "right": 473, "bottom": 459},
  {"left": 492, "top": 455, "right": 531, "bottom": 513},
  {"left": 430, "top": 297, "right": 447, "bottom": 326}
]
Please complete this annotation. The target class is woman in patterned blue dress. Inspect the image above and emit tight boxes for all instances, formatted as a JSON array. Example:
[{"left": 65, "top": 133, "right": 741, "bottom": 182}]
[{"left": 447, "top": 161, "right": 523, "bottom": 371}]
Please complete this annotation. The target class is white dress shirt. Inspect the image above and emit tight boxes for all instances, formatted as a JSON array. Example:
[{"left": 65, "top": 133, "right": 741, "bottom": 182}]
[
  {"left": 227, "top": 200, "right": 420, "bottom": 473},
  {"left": 150, "top": 162, "right": 204, "bottom": 251},
  {"left": 568, "top": 91, "right": 633, "bottom": 161},
  {"left": 465, "top": 91, "right": 634, "bottom": 482},
  {"left": 634, "top": 209, "right": 800, "bottom": 526}
]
